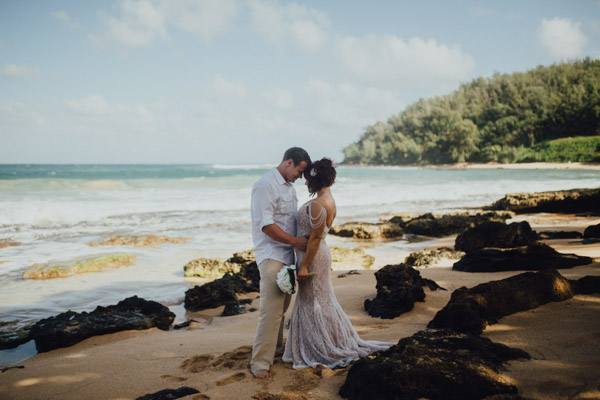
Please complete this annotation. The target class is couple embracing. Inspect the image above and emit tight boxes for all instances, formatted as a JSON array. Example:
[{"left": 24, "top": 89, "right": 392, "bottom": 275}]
[{"left": 249, "top": 147, "right": 392, "bottom": 379}]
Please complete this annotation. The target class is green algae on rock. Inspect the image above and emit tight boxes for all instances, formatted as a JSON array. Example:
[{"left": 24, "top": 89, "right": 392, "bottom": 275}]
[
  {"left": 23, "top": 253, "right": 137, "bottom": 279},
  {"left": 0, "top": 240, "right": 20, "bottom": 249},
  {"left": 88, "top": 234, "right": 191, "bottom": 247},
  {"left": 183, "top": 258, "right": 241, "bottom": 278}
]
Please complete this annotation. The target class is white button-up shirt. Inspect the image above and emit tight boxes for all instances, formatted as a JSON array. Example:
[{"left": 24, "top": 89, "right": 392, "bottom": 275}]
[{"left": 251, "top": 168, "right": 298, "bottom": 266}]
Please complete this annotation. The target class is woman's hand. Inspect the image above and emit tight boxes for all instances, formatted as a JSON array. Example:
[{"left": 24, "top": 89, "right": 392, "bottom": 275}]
[{"left": 297, "top": 265, "right": 311, "bottom": 282}]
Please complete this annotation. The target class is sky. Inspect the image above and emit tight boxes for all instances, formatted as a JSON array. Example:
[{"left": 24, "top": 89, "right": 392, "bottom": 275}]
[{"left": 1, "top": 0, "right": 599, "bottom": 164}]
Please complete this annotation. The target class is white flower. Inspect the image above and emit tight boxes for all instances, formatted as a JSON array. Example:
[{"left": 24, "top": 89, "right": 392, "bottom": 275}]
[
  {"left": 309, "top": 168, "right": 317, "bottom": 177},
  {"left": 276, "top": 265, "right": 296, "bottom": 294}
]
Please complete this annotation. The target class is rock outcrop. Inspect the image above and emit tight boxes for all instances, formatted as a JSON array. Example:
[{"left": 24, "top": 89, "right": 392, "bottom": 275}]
[
  {"left": 29, "top": 296, "right": 175, "bottom": 352},
  {"left": 135, "top": 386, "right": 200, "bottom": 400},
  {"left": 89, "top": 234, "right": 191, "bottom": 247},
  {"left": 538, "top": 230, "right": 583, "bottom": 239},
  {"left": 183, "top": 258, "right": 241, "bottom": 278},
  {"left": 0, "top": 326, "right": 32, "bottom": 350},
  {"left": 364, "top": 264, "right": 445, "bottom": 319},
  {"left": 485, "top": 187, "right": 600, "bottom": 214},
  {"left": 403, "top": 247, "right": 464, "bottom": 267},
  {"left": 401, "top": 212, "right": 511, "bottom": 237},
  {"left": 329, "top": 211, "right": 512, "bottom": 239},
  {"left": 339, "top": 329, "right": 530, "bottom": 400},
  {"left": 454, "top": 221, "right": 538, "bottom": 252},
  {"left": 184, "top": 262, "right": 260, "bottom": 312},
  {"left": 453, "top": 242, "right": 592, "bottom": 272},
  {"left": 427, "top": 269, "right": 575, "bottom": 334},
  {"left": 22, "top": 253, "right": 136, "bottom": 279},
  {"left": 329, "top": 222, "right": 403, "bottom": 239},
  {"left": 583, "top": 223, "right": 600, "bottom": 238}
]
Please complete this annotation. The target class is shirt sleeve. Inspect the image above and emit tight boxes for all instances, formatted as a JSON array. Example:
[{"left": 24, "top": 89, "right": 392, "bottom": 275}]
[{"left": 252, "top": 180, "right": 277, "bottom": 231}]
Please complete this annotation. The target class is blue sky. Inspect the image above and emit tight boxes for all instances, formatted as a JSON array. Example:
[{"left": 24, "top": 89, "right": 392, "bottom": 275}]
[{"left": 1, "top": 0, "right": 599, "bottom": 164}]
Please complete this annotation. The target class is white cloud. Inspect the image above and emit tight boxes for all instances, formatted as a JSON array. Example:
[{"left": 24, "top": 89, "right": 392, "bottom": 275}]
[
  {"left": 94, "top": 0, "right": 168, "bottom": 49},
  {"left": 162, "top": 0, "right": 240, "bottom": 41},
  {"left": 303, "top": 78, "right": 404, "bottom": 136},
  {"left": 52, "top": 10, "right": 83, "bottom": 30},
  {"left": 1, "top": 64, "right": 41, "bottom": 80},
  {"left": 0, "top": 98, "right": 45, "bottom": 127},
  {"left": 93, "top": 0, "right": 240, "bottom": 49},
  {"left": 334, "top": 34, "right": 476, "bottom": 89},
  {"left": 538, "top": 18, "right": 588, "bottom": 60},
  {"left": 248, "top": 0, "right": 331, "bottom": 52},
  {"left": 206, "top": 74, "right": 248, "bottom": 101}
]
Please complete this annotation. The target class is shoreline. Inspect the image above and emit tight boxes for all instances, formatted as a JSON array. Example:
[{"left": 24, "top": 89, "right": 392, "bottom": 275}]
[{"left": 1, "top": 212, "right": 599, "bottom": 399}]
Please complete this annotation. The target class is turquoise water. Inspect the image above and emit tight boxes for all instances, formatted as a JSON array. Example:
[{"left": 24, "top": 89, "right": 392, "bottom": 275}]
[{"left": 0, "top": 164, "right": 599, "bottom": 364}]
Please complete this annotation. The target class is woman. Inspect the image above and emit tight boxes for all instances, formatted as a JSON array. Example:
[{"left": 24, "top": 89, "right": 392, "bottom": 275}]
[{"left": 282, "top": 158, "right": 393, "bottom": 369}]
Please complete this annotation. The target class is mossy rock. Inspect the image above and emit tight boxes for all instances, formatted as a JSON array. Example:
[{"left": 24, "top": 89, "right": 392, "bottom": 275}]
[
  {"left": 329, "top": 222, "right": 403, "bottom": 239},
  {"left": 0, "top": 240, "right": 20, "bottom": 249},
  {"left": 89, "top": 234, "right": 191, "bottom": 247},
  {"left": 183, "top": 258, "right": 241, "bottom": 278},
  {"left": 23, "top": 254, "right": 137, "bottom": 279},
  {"left": 330, "top": 246, "right": 375, "bottom": 270}
]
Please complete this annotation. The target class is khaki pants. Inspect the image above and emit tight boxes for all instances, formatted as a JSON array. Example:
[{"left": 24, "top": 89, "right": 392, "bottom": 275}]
[{"left": 250, "top": 258, "right": 291, "bottom": 372}]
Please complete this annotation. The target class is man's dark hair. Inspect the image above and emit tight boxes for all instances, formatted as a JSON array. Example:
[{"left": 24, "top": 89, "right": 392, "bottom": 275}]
[{"left": 282, "top": 147, "right": 311, "bottom": 166}]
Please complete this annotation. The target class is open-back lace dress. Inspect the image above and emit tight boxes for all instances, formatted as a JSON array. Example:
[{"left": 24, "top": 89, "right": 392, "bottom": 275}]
[{"left": 282, "top": 201, "right": 393, "bottom": 369}]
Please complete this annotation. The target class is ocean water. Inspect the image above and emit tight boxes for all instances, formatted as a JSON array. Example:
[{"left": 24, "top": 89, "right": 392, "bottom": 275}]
[{"left": 0, "top": 164, "right": 599, "bottom": 361}]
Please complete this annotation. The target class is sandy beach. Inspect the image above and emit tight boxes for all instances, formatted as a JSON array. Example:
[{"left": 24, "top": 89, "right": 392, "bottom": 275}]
[{"left": 0, "top": 213, "right": 599, "bottom": 400}]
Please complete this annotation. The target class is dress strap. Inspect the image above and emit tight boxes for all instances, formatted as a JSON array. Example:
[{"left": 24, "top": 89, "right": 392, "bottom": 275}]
[{"left": 309, "top": 201, "right": 327, "bottom": 229}]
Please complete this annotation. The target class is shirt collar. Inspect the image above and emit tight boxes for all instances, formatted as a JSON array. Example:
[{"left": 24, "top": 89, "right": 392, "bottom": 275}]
[{"left": 272, "top": 168, "right": 291, "bottom": 186}]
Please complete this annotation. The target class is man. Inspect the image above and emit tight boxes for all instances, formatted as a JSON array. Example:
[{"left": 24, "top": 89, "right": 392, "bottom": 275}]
[{"left": 250, "top": 147, "right": 311, "bottom": 379}]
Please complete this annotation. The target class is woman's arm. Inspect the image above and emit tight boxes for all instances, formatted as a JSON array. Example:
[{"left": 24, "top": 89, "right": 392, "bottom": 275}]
[{"left": 297, "top": 202, "right": 326, "bottom": 281}]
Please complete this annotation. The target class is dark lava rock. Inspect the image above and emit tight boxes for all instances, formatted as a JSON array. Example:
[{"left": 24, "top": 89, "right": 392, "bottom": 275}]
[
  {"left": 485, "top": 187, "right": 600, "bottom": 214},
  {"left": 573, "top": 275, "right": 600, "bottom": 294},
  {"left": 0, "top": 326, "right": 32, "bottom": 350},
  {"left": 29, "top": 296, "right": 175, "bottom": 353},
  {"left": 455, "top": 221, "right": 538, "bottom": 252},
  {"left": 339, "top": 329, "right": 530, "bottom": 400},
  {"left": 364, "top": 264, "right": 445, "bottom": 319},
  {"left": 226, "top": 249, "right": 255, "bottom": 264},
  {"left": 583, "top": 223, "right": 600, "bottom": 238},
  {"left": 184, "top": 261, "right": 260, "bottom": 312},
  {"left": 453, "top": 243, "right": 592, "bottom": 272},
  {"left": 428, "top": 270, "right": 575, "bottom": 334},
  {"left": 538, "top": 230, "right": 583, "bottom": 239},
  {"left": 402, "top": 212, "right": 511, "bottom": 237},
  {"left": 135, "top": 386, "right": 200, "bottom": 400},
  {"left": 221, "top": 303, "right": 246, "bottom": 316}
]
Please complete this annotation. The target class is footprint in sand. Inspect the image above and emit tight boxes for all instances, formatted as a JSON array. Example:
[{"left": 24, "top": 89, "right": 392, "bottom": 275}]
[
  {"left": 216, "top": 372, "right": 247, "bottom": 386},
  {"left": 160, "top": 374, "right": 188, "bottom": 382},
  {"left": 181, "top": 346, "right": 253, "bottom": 372}
]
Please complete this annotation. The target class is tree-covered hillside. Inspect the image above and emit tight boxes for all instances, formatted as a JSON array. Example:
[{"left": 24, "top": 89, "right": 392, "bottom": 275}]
[{"left": 343, "top": 59, "right": 600, "bottom": 165}]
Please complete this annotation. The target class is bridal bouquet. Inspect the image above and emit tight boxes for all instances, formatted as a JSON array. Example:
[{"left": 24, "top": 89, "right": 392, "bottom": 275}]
[{"left": 276, "top": 265, "right": 296, "bottom": 294}]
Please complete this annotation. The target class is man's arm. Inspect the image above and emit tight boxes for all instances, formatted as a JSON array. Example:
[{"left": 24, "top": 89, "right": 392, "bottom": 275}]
[{"left": 262, "top": 224, "right": 308, "bottom": 252}]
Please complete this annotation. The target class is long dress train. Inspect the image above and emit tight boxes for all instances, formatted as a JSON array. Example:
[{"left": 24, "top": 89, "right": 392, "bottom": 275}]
[{"left": 282, "top": 201, "right": 393, "bottom": 369}]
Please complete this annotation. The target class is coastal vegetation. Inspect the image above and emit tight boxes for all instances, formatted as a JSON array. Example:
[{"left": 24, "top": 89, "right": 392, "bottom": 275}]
[{"left": 343, "top": 59, "right": 600, "bottom": 165}]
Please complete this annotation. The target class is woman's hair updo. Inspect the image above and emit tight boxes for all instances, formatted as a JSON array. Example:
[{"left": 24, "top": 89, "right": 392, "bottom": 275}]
[{"left": 304, "top": 158, "right": 336, "bottom": 195}]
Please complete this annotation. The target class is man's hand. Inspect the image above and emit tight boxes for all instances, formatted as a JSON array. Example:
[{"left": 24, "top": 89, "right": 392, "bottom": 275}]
[{"left": 293, "top": 236, "right": 309, "bottom": 252}]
